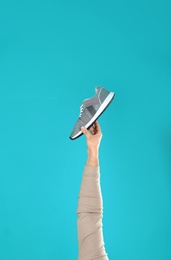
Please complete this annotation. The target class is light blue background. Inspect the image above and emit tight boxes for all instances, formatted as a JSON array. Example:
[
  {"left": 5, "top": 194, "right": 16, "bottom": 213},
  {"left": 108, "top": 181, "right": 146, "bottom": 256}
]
[{"left": 0, "top": 0, "right": 171, "bottom": 259}]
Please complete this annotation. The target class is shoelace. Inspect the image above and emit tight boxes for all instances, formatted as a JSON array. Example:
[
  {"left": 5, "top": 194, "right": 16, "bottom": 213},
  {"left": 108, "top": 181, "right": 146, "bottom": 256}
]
[{"left": 79, "top": 104, "right": 84, "bottom": 118}]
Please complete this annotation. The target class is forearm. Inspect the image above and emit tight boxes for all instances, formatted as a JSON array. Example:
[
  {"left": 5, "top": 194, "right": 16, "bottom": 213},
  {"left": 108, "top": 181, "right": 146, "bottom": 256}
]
[{"left": 77, "top": 150, "right": 108, "bottom": 260}]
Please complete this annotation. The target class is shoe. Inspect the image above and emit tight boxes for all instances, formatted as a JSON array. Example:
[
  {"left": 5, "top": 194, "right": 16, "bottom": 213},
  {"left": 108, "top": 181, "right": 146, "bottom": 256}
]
[{"left": 69, "top": 86, "right": 115, "bottom": 140}]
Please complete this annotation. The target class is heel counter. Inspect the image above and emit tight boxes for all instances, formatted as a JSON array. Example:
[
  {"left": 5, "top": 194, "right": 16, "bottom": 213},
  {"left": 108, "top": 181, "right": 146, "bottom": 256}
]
[{"left": 99, "top": 88, "right": 110, "bottom": 103}]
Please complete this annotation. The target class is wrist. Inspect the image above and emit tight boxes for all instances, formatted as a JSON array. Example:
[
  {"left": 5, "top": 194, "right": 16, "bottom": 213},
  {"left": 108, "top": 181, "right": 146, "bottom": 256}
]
[
  {"left": 87, "top": 147, "right": 99, "bottom": 156},
  {"left": 86, "top": 149, "right": 99, "bottom": 166}
]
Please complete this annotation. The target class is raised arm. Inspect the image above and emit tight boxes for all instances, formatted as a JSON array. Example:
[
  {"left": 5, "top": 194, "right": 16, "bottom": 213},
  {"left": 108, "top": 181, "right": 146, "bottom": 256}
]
[{"left": 77, "top": 121, "right": 109, "bottom": 260}]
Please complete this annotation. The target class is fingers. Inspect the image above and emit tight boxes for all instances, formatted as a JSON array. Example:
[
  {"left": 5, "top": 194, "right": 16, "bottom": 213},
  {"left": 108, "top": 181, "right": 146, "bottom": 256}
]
[
  {"left": 95, "top": 120, "right": 101, "bottom": 130},
  {"left": 81, "top": 125, "right": 95, "bottom": 136},
  {"left": 81, "top": 121, "right": 102, "bottom": 137},
  {"left": 89, "top": 126, "right": 95, "bottom": 135},
  {"left": 93, "top": 121, "right": 102, "bottom": 135}
]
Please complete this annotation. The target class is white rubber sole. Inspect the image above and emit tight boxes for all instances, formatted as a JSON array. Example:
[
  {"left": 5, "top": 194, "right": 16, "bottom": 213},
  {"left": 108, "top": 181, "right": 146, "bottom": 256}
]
[{"left": 71, "top": 91, "right": 115, "bottom": 139}]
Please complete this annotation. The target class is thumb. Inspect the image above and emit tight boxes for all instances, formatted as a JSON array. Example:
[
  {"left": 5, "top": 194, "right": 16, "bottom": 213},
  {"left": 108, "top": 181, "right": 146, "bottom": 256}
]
[{"left": 81, "top": 126, "right": 90, "bottom": 137}]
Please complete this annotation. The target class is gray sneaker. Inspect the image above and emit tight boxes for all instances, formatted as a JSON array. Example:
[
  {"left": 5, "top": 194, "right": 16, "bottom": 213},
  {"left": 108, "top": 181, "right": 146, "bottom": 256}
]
[{"left": 69, "top": 86, "right": 115, "bottom": 140}]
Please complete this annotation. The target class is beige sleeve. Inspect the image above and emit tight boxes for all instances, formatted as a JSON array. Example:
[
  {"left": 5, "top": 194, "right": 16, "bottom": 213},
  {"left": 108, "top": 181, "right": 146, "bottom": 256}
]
[{"left": 77, "top": 165, "right": 109, "bottom": 260}]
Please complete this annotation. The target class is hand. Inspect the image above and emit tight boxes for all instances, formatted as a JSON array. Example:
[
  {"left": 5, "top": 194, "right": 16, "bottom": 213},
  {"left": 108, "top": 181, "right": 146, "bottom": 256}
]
[{"left": 81, "top": 121, "right": 102, "bottom": 154}]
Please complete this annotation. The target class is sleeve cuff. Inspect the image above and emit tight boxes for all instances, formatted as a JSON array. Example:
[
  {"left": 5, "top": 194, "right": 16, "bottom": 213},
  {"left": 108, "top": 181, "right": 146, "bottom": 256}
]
[{"left": 84, "top": 165, "right": 100, "bottom": 177}]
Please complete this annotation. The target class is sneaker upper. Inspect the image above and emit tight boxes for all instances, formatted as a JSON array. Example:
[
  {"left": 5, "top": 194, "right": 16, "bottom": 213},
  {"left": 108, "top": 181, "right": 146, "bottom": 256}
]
[{"left": 70, "top": 87, "right": 112, "bottom": 139}]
